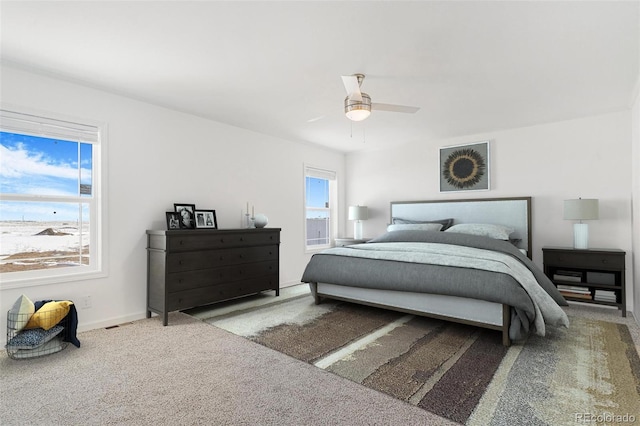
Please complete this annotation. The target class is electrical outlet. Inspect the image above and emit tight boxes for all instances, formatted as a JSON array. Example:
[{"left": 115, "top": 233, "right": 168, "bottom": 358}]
[{"left": 80, "top": 295, "right": 92, "bottom": 309}]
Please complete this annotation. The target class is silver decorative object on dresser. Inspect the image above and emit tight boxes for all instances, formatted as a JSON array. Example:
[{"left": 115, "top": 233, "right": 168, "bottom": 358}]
[
  {"left": 146, "top": 228, "right": 280, "bottom": 325},
  {"left": 253, "top": 213, "right": 269, "bottom": 228}
]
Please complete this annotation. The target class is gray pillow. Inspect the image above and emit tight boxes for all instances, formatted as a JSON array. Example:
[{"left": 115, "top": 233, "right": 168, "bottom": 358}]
[
  {"left": 445, "top": 223, "right": 514, "bottom": 240},
  {"left": 369, "top": 230, "right": 443, "bottom": 243},
  {"left": 392, "top": 217, "right": 454, "bottom": 231},
  {"left": 9, "top": 337, "right": 65, "bottom": 359},
  {"left": 387, "top": 223, "right": 443, "bottom": 232}
]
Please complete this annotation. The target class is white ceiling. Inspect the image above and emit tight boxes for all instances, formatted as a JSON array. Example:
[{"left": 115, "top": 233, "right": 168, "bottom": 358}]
[{"left": 1, "top": 1, "right": 638, "bottom": 152}]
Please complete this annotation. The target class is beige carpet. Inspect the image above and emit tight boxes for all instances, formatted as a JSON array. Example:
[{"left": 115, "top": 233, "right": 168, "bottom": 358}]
[
  {"left": 0, "top": 308, "right": 456, "bottom": 426},
  {"left": 2, "top": 285, "right": 639, "bottom": 426},
  {"left": 204, "top": 289, "right": 640, "bottom": 425}
]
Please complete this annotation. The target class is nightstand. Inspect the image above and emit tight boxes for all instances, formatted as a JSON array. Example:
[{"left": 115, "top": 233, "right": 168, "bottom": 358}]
[
  {"left": 542, "top": 247, "right": 626, "bottom": 317},
  {"left": 334, "top": 237, "right": 369, "bottom": 247}
]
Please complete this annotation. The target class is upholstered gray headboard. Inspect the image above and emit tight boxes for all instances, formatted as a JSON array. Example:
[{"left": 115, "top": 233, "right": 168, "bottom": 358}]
[{"left": 390, "top": 197, "right": 532, "bottom": 258}]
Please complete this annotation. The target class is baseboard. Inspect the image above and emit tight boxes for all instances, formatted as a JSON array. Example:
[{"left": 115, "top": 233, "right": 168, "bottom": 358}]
[
  {"left": 76, "top": 312, "right": 148, "bottom": 334},
  {"left": 281, "top": 280, "right": 305, "bottom": 288}
]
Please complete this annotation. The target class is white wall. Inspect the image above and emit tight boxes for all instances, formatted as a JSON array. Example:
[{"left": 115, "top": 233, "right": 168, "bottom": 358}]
[
  {"left": 0, "top": 65, "right": 346, "bottom": 338},
  {"left": 346, "top": 111, "right": 635, "bottom": 314}
]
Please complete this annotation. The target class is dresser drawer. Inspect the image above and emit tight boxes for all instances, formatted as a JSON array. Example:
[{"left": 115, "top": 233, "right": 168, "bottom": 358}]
[
  {"left": 167, "top": 274, "right": 279, "bottom": 311},
  {"left": 167, "top": 245, "right": 278, "bottom": 273},
  {"left": 166, "top": 230, "right": 280, "bottom": 251},
  {"left": 167, "top": 260, "right": 278, "bottom": 292},
  {"left": 543, "top": 250, "right": 624, "bottom": 270}
]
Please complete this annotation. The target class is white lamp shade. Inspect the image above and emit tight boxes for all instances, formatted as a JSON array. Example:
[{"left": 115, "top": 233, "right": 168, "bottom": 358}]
[
  {"left": 348, "top": 206, "right": 368, "bottom": 221},
  {"left": 563, "top": 199, "right": 599, "bottom": 220}
]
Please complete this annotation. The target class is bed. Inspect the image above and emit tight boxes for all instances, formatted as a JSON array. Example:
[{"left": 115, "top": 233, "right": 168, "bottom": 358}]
[{"left": 301, "top": 197, "right": 569, "bottom": 346}]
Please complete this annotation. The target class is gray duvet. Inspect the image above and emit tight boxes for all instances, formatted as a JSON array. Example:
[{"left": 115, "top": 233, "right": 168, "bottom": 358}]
[{"left": 301, "top": 230, "right": 569, "bottom": 340}]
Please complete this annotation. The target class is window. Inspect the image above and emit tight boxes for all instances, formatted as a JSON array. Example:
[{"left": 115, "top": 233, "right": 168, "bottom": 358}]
[
  {"left": 304, "top": 166, "right": 336, "bottom": 250},
  {"left": 0, "top": 109, "right": 105, "bottom": 288}
]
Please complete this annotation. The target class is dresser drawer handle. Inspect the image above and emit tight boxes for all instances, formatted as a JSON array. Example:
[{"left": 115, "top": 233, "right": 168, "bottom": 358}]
[
  {"left": 220, "top": 256, "right": 224, "bottom": 261},
  {"left": 179, "top": 260, "right": 183, "bottom": 265},
  {"left": 601, "top": 259, "right": 608, "bottom": 264},
  {"left": 240, "top": 237, "right": 244, "bottom": 242},
  {"left": 179, "top": 240, "right": 184, "bottom": 245},
  {"left": 220, "top": 238, "right": 225, "bottom": 243}
]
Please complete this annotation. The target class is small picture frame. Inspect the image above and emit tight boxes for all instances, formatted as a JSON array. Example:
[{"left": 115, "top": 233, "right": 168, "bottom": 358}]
[
  {"left": 174, "top": 203, "right": 197, "bottom": 229},
  {"left": 194, "top": 210, "right": 217, "bottom": 229},
  {"left": 166, "top": 212, "right": 181, "bottom": 230}
]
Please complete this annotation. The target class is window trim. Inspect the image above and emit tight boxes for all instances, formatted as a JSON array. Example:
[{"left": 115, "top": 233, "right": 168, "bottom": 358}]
[
  {"left": 0, "top": 105, "right": 108, "bottom": 289},
  {"left": 304, "top": 164, "right": 337, "bottom": 253}
]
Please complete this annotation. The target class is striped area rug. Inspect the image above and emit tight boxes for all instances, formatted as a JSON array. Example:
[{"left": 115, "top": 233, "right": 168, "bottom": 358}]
[{"left": 205, "top": 295, "right": 640, "bottom": 425}]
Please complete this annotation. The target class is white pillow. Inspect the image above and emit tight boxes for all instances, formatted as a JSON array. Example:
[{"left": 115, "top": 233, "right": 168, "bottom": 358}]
[
  {"left": 444, "top": 223, "right": 514, "bottom": 240},
  {"left": 7, "top": 294, "right": 35, "bottom": 332},
  {"left": 387, "top": 223, "right": 443, "bottom": 232}
]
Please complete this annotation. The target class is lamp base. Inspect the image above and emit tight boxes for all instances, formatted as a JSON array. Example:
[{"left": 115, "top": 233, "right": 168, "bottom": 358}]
[
  {"left": 573, "top": 223, "right": 589, "bottom": 249},
  {"left": 354, "top": 221, "right": 363, "bottom": 240}
]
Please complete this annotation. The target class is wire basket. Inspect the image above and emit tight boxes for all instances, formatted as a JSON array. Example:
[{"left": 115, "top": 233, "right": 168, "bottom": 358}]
[{"left": 6, "top": 309, "right": 69, "bottom": 360}]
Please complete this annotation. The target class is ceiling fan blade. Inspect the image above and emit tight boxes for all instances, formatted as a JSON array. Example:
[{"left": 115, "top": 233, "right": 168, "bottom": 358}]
[
  {"left": 341, "top": 75, "right": 362, "bottom": 102},
  {"left": 306, "top": 115, "right": 326, "bottom": 123},
  {"left": 372, "top": 103, "right": 420, "bottom": 114}
]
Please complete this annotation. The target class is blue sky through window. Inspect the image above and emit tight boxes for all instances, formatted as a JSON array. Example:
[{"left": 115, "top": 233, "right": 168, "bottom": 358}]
[
  {"left": 305, "top": 177, "right": 329, "bottom": 219},
  {"left": 0, "top": 131, "right": 92, "bottom": 221}
]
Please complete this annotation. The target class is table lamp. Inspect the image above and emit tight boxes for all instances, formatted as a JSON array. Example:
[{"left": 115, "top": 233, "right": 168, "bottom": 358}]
[
  {"left": 348, "top": 205, "right": 368, "bottom": 239},
  {"left": 563, "top": 198, "right": 599, "bottom": 249}
]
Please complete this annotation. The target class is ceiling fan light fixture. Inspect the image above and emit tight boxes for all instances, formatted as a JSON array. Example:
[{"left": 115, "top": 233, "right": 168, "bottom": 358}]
[{"left": 345, "top": 93, "right": 371, "bottom": 121}]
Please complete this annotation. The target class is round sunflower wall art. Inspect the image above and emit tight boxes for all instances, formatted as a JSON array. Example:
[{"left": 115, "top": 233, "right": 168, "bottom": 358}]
[{"left": 439, "top": 141, "right": 490, "bottom": 192}]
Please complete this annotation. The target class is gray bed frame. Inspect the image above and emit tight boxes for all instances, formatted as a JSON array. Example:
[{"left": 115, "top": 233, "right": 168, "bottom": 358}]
[{"left": 309, "top": 196, "right": 533, "bottom": 347}]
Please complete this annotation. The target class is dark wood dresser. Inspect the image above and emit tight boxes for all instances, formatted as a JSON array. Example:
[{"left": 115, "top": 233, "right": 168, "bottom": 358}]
[{"left": 146, "top": 228, "right": 280, "bottom": 325}]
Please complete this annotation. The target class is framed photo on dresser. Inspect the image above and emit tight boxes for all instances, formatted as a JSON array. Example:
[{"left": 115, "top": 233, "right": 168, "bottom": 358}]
[
  {"left": 174, "top": 203, "right": 196, "bottom": 229},
  {"left": 166, "top": 212, "right": 181, "bottom": 230},
  {"left": 194, "top": 210, "right": 217, "bottom": 229}
]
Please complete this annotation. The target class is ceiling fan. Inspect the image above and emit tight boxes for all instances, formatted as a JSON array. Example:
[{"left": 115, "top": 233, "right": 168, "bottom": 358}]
[{"left": 342, "top": 73, "right": 420, "bottom": 122}]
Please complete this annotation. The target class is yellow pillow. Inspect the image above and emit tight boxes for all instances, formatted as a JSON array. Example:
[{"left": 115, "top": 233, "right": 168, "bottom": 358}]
[{"left": 25, "top": 301, "right": 73, "bottom": 330}]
